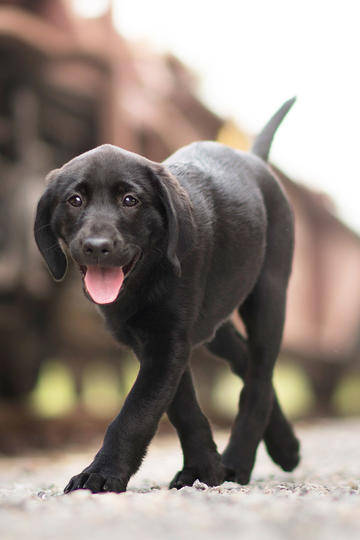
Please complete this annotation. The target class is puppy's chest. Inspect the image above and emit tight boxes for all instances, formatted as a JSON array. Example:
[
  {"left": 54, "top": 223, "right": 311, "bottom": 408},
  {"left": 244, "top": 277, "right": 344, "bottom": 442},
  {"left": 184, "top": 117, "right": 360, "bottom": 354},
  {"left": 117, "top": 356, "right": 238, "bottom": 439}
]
[{"left": 106, "top": 308, "right": 175, "bottom": 355}]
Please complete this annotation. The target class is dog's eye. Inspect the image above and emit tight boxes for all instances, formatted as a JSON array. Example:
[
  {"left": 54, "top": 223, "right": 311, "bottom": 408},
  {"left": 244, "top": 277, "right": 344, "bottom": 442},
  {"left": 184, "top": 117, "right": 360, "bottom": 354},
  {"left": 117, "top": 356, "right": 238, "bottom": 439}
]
[
  {"left": 68, "top": 195, "right": 83, "bottom": 207},
  {"left": 123, "top": 195, "right": 139, "bottom": 207}
]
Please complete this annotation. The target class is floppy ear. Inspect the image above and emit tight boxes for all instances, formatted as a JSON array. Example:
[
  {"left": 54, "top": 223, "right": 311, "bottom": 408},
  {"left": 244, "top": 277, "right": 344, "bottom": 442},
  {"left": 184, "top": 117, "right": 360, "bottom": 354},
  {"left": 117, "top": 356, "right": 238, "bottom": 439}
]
[
  {"left": 34, "top": 170, "right": 67, "bottom": 281},
  {"left": 150, "top": 164, "right": 195, "bottom": 276}
]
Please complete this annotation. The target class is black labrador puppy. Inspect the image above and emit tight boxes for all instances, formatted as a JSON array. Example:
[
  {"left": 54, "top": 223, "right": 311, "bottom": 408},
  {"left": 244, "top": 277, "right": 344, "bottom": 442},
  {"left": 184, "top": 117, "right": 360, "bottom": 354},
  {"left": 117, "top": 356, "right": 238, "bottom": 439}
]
[{"left": 34, "top": 98, "right": 300, "bottom": 493}]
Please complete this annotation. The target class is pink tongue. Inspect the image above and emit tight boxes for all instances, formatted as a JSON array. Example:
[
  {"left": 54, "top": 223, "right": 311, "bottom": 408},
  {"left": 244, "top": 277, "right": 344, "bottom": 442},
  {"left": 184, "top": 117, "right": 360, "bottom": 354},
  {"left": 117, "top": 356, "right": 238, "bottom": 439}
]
[{"left": 84, "top": 266, "right": 124, "bottom": 304}]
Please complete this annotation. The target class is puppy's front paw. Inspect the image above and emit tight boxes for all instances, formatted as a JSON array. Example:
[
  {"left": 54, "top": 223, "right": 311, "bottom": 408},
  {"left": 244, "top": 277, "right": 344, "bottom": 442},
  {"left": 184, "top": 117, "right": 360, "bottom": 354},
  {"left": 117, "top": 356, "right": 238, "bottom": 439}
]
[
  {"left": 221, "top": 451, "right": 253, "bottom": 485},
  {"left": 169, "top": 462, "right": 225, "bottom": 489},
  {"left": 223, "top": 467, "right": 251, "bottom": 485},
  {"left": 64, "top": 472, "right": 126, "bottom": 494}
]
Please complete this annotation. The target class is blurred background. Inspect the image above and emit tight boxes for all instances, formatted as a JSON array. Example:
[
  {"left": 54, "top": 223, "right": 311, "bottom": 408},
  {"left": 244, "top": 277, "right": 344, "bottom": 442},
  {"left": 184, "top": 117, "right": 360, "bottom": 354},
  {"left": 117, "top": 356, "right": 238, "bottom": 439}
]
[{"left": 1, "top": 0, "right": 360, "bottom": 453}]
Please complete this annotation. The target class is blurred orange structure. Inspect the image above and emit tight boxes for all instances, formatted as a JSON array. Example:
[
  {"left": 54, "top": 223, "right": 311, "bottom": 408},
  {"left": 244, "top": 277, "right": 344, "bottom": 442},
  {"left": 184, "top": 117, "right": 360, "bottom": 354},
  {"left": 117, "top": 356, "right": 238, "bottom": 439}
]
[
  {"left": 277, "top": 167, "right": 360, "bottom": 413},
  {"left": 0, "top": 0, "right": 222, "bottom": 162}
]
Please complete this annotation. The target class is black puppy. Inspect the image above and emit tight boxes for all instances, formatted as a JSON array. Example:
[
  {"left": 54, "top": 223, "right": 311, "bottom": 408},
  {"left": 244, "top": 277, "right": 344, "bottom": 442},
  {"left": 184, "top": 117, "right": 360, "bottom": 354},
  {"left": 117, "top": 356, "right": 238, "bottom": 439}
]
[{"left": 34, "top": 98, "right": 300, "bottom": 493}]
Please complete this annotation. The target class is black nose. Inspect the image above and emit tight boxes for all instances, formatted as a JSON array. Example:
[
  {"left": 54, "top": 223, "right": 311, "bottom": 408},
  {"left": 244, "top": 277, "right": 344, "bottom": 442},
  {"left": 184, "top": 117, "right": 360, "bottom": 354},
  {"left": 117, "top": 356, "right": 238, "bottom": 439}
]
[{"left": 83, "top": 237, "right": 114, "bottom": 258}]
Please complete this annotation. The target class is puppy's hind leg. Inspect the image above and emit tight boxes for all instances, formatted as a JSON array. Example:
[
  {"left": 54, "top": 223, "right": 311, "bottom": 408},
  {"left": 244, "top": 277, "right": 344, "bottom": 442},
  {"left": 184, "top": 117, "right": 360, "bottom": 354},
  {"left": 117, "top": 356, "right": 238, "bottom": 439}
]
[
  {"left": 217, "top": 191, "right": 299, "bottom": 484},
  {"left": 206, "top": 320, "right": 300, "bottom": 476},
  {"left": 167, "top": 368, "right": 225, "bottom": 489}
]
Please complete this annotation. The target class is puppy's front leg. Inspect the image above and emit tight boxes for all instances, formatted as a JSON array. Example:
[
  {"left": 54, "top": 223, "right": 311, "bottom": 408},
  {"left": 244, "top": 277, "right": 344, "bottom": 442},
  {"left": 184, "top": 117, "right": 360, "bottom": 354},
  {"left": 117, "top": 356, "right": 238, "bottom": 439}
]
[
  {"left": 167, "top": 368, "right": 224, "bottom": 488},
  {"left": 64, "top": 336, "right": 190, "bottom": 493}
]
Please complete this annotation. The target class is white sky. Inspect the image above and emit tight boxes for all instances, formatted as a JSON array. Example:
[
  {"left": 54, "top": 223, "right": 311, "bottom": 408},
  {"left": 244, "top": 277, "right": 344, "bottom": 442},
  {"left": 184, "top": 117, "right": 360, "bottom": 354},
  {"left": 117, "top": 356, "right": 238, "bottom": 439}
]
[{"left": 73, "top": 0, "right": 360, "bottom": 233}]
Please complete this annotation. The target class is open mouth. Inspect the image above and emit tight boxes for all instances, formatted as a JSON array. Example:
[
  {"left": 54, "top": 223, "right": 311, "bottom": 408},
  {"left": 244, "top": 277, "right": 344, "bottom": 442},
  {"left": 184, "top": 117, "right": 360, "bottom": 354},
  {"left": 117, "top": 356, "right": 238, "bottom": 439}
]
[{"left": 79, "top": 253, "right": 140, "bottom": 305}]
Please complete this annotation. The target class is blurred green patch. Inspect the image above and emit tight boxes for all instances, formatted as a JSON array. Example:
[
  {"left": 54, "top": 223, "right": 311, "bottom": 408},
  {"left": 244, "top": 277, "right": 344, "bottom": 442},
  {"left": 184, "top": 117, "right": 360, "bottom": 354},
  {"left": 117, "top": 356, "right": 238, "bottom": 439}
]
[
  {"left": 333, "top": 374, "right": 360, "bottom": 415},
  {"left": 81, "top": 359, "right": 138, "bottom": 417},
  {"left": 213, "top": 360, "right": 314, "bottom": 420},
  {"left": 273, "top": 362, "right": 315, "bottom": 418},
  {"left": 29, "top": 360, "right": 76, "bottom": 418},
  {"left": 81, "top": 363, "right": 123, "bottom": 417},
  {"left": 29, "top": 357, "right": 139, "bottom": 419},
  {"left": 212, "top": 370, "right": 242, "bottom": 418},
  {"left": 29, "top": 356, "right": 360, "bottom": 422}
]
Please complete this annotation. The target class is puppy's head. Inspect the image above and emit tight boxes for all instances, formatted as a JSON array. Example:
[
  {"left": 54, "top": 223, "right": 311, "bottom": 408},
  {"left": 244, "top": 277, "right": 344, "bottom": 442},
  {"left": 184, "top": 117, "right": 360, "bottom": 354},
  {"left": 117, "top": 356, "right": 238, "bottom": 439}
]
[{"left": 34, "top": 144, "right": 194, "bottom": 304}]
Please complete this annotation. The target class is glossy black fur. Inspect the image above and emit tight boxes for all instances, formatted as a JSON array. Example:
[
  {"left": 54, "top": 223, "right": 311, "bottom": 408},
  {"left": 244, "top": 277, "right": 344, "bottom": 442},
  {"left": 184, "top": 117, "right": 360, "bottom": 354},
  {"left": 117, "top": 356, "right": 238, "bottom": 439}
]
[{"left": 34, "top": 99, "right": 300, "bottom": 493}]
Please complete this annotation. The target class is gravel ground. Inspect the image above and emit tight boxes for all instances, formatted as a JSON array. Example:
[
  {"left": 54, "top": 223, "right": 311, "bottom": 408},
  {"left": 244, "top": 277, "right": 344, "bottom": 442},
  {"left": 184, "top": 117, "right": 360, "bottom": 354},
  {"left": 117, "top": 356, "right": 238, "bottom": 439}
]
[{"left": 0, "top": 418, "right": 359, "bottom": 540}]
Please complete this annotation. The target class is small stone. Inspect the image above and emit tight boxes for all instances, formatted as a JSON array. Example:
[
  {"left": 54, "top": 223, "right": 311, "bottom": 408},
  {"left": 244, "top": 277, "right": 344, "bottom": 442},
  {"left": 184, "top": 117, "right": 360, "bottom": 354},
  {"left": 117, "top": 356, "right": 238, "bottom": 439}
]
[{"left": 192, "top": 480, "right": 208, "bottom": 491}]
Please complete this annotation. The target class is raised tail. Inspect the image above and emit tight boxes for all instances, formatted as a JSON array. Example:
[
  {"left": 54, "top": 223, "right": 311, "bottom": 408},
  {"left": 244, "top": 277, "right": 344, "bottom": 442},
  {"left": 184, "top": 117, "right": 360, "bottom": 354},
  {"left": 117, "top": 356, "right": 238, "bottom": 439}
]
[{"left": 251, "top": 97, "right": 296, "bottom": 162}]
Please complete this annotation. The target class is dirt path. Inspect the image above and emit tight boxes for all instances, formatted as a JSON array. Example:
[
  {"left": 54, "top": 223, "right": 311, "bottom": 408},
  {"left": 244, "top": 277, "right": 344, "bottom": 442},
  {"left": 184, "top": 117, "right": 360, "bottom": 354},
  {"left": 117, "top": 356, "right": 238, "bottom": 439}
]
[{"left": 1, "top": 419, "right": 359, "bottom": 540}]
